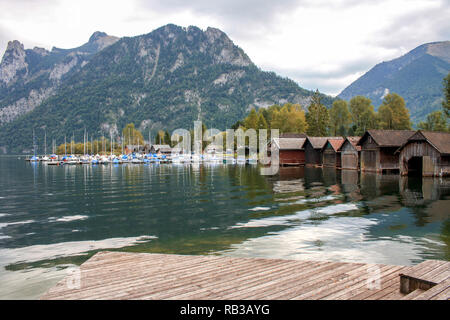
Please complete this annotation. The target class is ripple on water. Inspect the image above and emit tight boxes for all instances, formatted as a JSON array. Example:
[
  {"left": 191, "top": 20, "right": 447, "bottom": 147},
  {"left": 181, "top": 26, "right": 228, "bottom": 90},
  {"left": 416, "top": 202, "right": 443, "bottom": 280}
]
[{"left": 48, "top": 215, "right": 89, "bottom": 222}]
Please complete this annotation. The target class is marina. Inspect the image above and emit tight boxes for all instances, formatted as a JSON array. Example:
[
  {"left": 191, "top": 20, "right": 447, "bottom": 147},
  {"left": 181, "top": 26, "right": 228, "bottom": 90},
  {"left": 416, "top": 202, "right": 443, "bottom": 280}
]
[{"left": 0, "top": 156, "right": 448, "bottom": 299}]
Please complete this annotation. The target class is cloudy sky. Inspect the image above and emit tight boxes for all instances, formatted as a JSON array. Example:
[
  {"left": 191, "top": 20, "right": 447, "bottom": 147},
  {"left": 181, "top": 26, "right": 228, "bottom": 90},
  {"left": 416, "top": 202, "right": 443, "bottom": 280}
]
[{"left": 0, "top": 0, "right": 449, "bottom": 96}]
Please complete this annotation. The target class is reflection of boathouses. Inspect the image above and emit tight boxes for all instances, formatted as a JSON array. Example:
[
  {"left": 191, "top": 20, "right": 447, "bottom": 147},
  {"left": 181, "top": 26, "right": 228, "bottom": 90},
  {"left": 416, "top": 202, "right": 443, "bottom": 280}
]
[{"left": 270, "top": 130, "right": 450, "bottom": 177}]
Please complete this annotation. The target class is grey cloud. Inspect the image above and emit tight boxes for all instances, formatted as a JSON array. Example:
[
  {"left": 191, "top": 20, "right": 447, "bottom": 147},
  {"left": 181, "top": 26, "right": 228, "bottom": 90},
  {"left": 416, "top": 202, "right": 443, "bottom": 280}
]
[
  {"left": 263, "top": 56, "right": 380, "bottom": 95},
  {"left": 136, "top": 0, "right": 304, "bottom": 38},
  {"left": 367, "top": 1, "right": 450, "bottom": 50}
]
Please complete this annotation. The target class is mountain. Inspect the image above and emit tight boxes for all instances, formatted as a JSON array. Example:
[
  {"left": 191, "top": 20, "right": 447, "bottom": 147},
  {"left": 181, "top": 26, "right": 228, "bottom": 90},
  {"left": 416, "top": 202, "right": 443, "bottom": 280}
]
[
  {"left": 338, "top": 41, "right": 450, "bottom": 123},
  {"left": 0, "top": 24, "right": 332, "bottom": 154},
  {"left": 0, "top": 32, "right": 119, "bottom": 126}
]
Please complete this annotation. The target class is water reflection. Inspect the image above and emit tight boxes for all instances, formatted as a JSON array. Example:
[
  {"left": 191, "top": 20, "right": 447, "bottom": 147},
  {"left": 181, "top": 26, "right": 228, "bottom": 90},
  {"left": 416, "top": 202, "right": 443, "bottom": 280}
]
[{"left": 0, "top": 157, "right": 448, "bottom": 299}]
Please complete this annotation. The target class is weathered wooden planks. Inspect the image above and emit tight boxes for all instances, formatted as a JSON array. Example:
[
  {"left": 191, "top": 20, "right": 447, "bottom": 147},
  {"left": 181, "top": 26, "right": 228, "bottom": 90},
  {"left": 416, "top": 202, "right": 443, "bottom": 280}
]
[
  {"left": 40, "top": 251, "right": 448, "bottom": 300},
  {"left": 399, "top": 260, "right": 450, "bottom": 294}
]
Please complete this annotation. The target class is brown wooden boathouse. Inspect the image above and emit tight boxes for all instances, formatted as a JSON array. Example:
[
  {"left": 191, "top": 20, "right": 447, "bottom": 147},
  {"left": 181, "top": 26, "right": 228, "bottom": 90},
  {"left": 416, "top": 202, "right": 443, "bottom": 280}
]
[
  {"left": 304, "top": 137, "right": 341, "bottom": 167},
  {"left": 397, "top": 130, "right": 450, "bottom": 177},
  {"left": 322, "top": 138, "right": 345, "bottom": 168},
  {"left": 339, "top": 137, "right": 361, "bottom": 170},
  {"left": 357, "top": 130, "right": 415, "bottom": 173}
]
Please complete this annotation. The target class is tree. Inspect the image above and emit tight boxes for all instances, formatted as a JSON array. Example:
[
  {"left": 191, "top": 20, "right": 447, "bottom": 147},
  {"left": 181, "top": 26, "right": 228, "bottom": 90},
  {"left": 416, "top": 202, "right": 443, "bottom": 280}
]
[
  {"left": 155, "top": 130, "right": 165, "bottom": 144},
  {"left": 271, "top": 103, "right": 307, "bottom": 133},
  {"left": 306, "top": 90, "right": 329, "bottom": 136},
  {"left": 122, "top": 123, "right": 144, "bottom": 145},
  {"left": 257, "top": 113, "right": 268, "bottom": 130},
  {"left": 244, "top": 108, "right": 259, "bottom": 130},
  {"left": 378, "top": 93, "right": 411, "bottom": 130},
  {"left": 164, "top": 130, "right": 171, "bottom": 146},
  {"left": 443, "top": 72, "right": 450, "bottom": 118},
  {"left": 329, "top": 99, "right": 351, "bottom": 136},
  {"left": 349, "top": 96, "right": 378, "bottom": 136},
  {"left": 418, "top": 111, "right": 448, "bottom": 132}
]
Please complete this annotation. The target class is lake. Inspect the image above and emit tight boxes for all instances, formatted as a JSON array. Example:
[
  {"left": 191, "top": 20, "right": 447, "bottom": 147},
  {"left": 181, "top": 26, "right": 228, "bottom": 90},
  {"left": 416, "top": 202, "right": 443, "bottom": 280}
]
[{"left": 0, "top": 156, "right": 448, "bottom": 299}]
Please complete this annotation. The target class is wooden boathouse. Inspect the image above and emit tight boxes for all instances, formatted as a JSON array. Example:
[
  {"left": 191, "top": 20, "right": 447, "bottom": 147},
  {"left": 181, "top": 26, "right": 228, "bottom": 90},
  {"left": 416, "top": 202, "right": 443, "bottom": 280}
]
[
  {"left": 270, "top": 137, "right": 306, "bottom": 166},
  {"left": 397, "top": 130, "right": 450, "bottom": 177},
  {"left": 322, "top": 138, "right": 345, "bottom": 168},
  {"left": 304, "top": 137, "right": 340, "bottom": 167},
  {"left": 150, "top": 144, "right": 172, "bottom": 155},
  {"left": 339, "top": 137, "right": 361, "bottom": 170},
  {"left": 357, "top": 130, "right": 415, "bottom": 173}
]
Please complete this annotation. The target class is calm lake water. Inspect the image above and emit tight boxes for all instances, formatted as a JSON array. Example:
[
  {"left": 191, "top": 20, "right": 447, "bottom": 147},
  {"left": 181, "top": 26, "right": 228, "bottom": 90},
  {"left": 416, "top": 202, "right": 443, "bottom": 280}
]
[{"left": 0, "top": 156, "right": 448, "bottom": 299}]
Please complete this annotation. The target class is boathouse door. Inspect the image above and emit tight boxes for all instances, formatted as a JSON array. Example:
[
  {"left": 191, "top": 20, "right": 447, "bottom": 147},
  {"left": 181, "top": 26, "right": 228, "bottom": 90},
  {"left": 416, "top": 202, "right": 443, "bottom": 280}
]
[
  {"left": 407, "top": 156, "right": 423, "bottom": 176},
  {"left": 342, "top": 154, "right": 358, "bottom": 170}
]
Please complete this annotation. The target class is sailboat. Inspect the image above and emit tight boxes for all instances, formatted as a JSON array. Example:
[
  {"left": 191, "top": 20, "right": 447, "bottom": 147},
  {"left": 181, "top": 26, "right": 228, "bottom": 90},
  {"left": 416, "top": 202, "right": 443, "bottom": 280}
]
[{"left": 29, "top": 129, "right": 39, "bottom": 162}]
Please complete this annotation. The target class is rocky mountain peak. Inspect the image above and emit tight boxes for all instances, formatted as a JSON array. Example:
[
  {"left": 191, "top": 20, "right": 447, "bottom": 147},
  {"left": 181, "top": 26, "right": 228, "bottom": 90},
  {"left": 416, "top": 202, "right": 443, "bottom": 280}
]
[
  {"left": 5, "top": 40, "right": 25, "bottom": 53},
  {"left": 205, "top": 27, "right": 229, "bottom": 44},
  {"left": 0, "top": 40, "right": 27, "bottom": 84},
  {"left": 86, "top": 31, "right": 119, "bottom": 52},
  {"left": 89, "top": 31, "right": 108, "bottom": 42},
  {"left": 32, "top": 47, "right": 50, "bottom": 56}
]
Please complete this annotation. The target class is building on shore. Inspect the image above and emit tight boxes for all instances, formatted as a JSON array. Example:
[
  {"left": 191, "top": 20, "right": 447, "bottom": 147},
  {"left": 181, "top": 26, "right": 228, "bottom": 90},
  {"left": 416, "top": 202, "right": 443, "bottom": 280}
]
[
  {"left": 269, "top": 137, "right": 306, "bottom": 166},
  {"left": 304, "top": 137, "right": 341, "bottom": 167},
  {"left": 322, "top": 138, "right": 345, "bottom": 168},
  {"left": 150, "top": 144, "right": 172, "bottom": 155},
  {"left": 338, "top": 137, "right": 361, "bottom": 170},
  {"left": 396, "top": 130, "right": 450, "bottom": 177},
  {"left": 357, "top": 130, "right": 415, "bottom": 173},
  {"left": 125, "top": 144, "right": 150, "bottom": 154}
]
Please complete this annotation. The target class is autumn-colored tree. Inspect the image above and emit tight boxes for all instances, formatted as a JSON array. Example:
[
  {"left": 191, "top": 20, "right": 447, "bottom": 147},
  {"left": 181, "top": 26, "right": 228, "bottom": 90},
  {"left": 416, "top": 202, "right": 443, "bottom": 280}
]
[
  {"left": 244, "top": 108, "right": 259, "bottom": 130},
  {"left": 329, "top": 99, "right": 351, "bottom": 136},
  {"left": 378, "top": 93, "right": 411, "bottom": 130},
  {"left": 271, "top": 103, "right": 307, "bottom": 133},
  {"left": 257, "top": 113, "right": 268, "bottom": 130},
  {"left": 122, "top": 123, "right": 144, "bottom": 145},
  {"left": 306, "top": 90, "right": 329, "bottom": 136}
]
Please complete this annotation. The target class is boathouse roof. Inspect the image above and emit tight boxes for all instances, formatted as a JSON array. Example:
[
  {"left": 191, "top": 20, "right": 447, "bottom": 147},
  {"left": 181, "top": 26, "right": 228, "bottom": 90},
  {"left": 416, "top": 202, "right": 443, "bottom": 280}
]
[
  {"left": 306, "top": 137, "right": 342, "bottom": 149},
  {"left": 271, "top": 137, "right": 306, "bottom": 150},
  {"left": 338, "top": 136, "right": 361, "bottom": 151},
  {"left": 357, "top": 130, "right": 415, "bottom": 147},
  {"left": 397, "top": 130, "right": 450, "bottom": 155},
  {"left": 323, "top": 137, "right": 345, "bottom": 152}
]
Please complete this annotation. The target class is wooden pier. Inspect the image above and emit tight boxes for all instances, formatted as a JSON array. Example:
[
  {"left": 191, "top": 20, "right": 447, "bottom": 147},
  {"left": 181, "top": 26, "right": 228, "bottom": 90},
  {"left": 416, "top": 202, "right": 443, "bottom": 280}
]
[{"left": 40, "top": 251, "right": 449, "bottom": 300}]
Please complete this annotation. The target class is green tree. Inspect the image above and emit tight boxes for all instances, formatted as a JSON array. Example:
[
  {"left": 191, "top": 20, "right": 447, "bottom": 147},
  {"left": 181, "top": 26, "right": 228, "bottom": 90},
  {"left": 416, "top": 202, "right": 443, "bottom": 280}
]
[
  {"left": 418, "top": 110, "right": 448, "bottom": 132},
  {"left": 329, "top": 99, "right": 351, "bottom": 136},
  {"left": 244, "top": 108, "right": 259, "bottom": 130},
  {"left": 378, "top": 93, "right": 411, "bottom": 130},
  {"left": 122, "top": 123, "right": 144, "bottom": 145},
  {"left": 443, "top": 72, "right": 450, "bottom": 118},
  {"left": 349, "top": 96, "right": 378, "bottom": 136},
  {"left": 306, "top": 90, "right": 329, "bottom": 136}
]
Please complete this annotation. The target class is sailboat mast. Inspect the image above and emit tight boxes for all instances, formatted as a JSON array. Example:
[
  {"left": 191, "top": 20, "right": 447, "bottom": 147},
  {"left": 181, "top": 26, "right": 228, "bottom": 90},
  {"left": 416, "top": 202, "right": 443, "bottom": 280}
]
[
  {"left": 32, "top": 129, "right": 36, "bottom": 157},
  {"left": 44, "top": 129, "right": 47, "bottom": 156}
]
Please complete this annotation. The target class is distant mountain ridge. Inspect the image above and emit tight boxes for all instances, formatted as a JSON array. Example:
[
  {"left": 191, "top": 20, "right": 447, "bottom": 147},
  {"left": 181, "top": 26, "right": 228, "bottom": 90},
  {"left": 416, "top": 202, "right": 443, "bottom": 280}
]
[
  {"left": 0, "top": 24, "right": 332, "bottom": 154},
  {"left": 338, "top": 41, "right": 450, "bottom": 123},
  {"left": 0, "top": 32, "right": 119, "bottom": 125}
]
